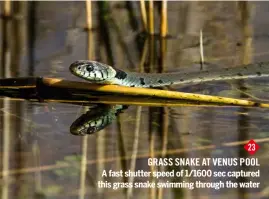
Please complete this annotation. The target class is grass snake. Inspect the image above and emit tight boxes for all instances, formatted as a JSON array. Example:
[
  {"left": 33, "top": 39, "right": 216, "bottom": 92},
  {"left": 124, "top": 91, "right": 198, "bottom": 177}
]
[
  {"left": 69, "top": 60, "right": 269, "bottom": 135},
  {"left": 69, "top": 60, "right": 269, "bottom": 88}
]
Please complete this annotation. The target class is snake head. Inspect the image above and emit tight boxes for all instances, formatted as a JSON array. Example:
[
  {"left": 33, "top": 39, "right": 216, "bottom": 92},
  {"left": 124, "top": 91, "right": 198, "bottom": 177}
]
[{"left": 69, "top": 60, "right": 117, "bottom": 82}]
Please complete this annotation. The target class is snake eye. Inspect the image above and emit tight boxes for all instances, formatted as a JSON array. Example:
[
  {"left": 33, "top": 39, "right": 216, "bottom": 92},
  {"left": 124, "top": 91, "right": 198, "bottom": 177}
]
[{"left": 86, "top": 65, "right": 94, "bottom": 72}]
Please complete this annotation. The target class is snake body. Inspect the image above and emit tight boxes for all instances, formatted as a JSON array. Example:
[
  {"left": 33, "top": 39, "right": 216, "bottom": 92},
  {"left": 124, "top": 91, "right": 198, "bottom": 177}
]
[
  {"left": 70, "top": 60, "right": 269, "bottom": 88},
  {"left": 69, "top": 60, "right": 269, "bottom": 135}
]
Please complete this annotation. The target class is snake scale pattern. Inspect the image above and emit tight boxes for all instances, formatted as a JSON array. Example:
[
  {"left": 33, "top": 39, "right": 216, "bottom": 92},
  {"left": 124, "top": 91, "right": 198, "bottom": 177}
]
[
  {"left": 69, "top": 60, "right": 269, "bottom": 88},
  {"left": 69, "top": 60, "right": 269, "bottom": 135}
]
